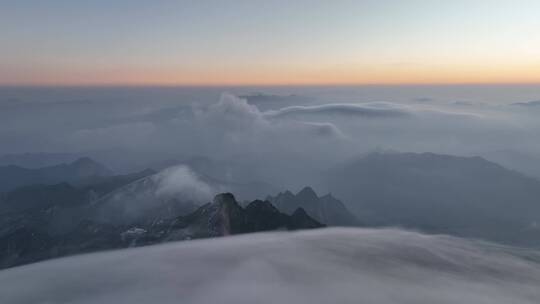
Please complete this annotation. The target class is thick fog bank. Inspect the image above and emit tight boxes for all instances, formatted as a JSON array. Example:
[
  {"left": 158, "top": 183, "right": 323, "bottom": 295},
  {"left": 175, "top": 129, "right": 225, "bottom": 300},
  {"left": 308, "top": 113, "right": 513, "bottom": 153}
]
[
  {"left": 1, "top": 228, "right": 539, "bottom": 304},
  {"left": 2, "top": 86, "right": 540, "bottom": 181}
]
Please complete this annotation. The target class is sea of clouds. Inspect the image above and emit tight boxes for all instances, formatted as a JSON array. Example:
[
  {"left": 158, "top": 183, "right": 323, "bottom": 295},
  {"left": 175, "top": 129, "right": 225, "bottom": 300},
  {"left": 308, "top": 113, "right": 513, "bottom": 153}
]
[
  {"left": 1, "top": 85, "right": 540, "bottom": 187},
  {"left": 1, "top": 228, "right": 539, "bottom": 304}
]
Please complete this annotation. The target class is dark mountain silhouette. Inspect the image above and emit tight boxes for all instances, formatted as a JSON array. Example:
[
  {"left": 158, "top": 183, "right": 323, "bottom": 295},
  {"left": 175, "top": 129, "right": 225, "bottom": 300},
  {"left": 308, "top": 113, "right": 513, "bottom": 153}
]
[
  {"left": 0, "top": 192, "right": 322, "bottom": 270},
  {"left": 149, "top": 193, "right": 323, "bottom": 242},
  {"left": 327, "top": 152, "right": 540, "bottom": 246},
  {"left": 0, "top": 157, "right": 112, "bottom": 192},
  {"left": 266, "top": 186, "right": 359, "bottom": 226}
]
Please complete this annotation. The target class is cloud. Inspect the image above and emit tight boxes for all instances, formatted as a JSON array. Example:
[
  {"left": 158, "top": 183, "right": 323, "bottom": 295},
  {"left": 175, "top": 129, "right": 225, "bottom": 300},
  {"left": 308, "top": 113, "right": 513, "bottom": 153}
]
[
  {"left": 202, "top": 93, "right": 266, "bottom": 127},
  {"left": 1, "top": 228, "right": 539, "bottom": 304},
  {"left": 263, "top": 102, "right": 481, "bottom": 120},
  {"left": 264, "top": 102, "right": 412, "bottom": 119},
  {"left": 1, "top": 89, "right": 538, "bottom": 189},
  {"left": 191, "top": 93, "right": 345, "bottom": 149},
  {"left": 94, "top": 165, "right": 218, "bottom": 223},
  {"left": 154, "top": 165, "right": 216, "bottom": 202},
  {"left": 512, "top": 100, "right": 540, "bottom": 107},
  {"left": 240, "top": 93, "right": 315, "bottom": 111}
]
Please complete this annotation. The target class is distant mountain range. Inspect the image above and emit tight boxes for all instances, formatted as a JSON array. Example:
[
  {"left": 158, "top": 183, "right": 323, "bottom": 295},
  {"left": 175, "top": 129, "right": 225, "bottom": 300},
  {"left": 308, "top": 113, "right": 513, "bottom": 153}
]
[
  {"left": 266, "top": 186, "right": 359, "bottom": 226},
  {"left": 3, "top": 151, "right": 540, "bottom": 269},
  {"left": 327, "top": 152, "right": 540, "bottom": 246},
  {"left": 0, "top": 152, "right": 81, "bottom": 169},
  {"left": 0, "top": 157, "right": 112, "bottom": 192},
  {"left": 0, "top": 158, "right": 325, "bottom": 269}
]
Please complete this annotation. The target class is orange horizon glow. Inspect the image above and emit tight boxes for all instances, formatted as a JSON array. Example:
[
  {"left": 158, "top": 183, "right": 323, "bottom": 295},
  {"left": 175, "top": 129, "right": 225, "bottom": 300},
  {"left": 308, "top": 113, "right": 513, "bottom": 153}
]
[{"left": 2, "top": 64, "right": 540, "bottom": 87}]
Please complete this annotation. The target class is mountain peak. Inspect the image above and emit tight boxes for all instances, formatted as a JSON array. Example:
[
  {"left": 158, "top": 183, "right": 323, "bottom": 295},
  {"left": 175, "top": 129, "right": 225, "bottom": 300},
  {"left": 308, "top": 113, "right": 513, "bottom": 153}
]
[
  {"left": 245, "top": 199, "right": 279, "bottom": 212},
  {"left": 283, "top": 190, "right": 294, "bottom": 197},
  {"left": 296, "top": 186, "right": 318, "bottom": 200},
  {"left": 70, "top": 157, "right": 112, "bottom": 176},
  {"left": 292, "top": 207, "right": 309, "bottom": 217},
  {"left": 208, "top": 193, "right": 244, "bottom": 236},
  {"left": 213, "top": 192, "right": 238, "bottom": 207},
  {"left": 266, "top": 186, "right": 359, "bottom": 226}
]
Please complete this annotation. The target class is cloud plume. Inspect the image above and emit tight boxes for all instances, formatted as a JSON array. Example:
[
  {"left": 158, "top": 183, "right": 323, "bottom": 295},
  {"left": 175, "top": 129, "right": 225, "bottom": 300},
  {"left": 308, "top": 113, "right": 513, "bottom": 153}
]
[
  {"left": 264, "top": 102, "right": 412, "bottom": 118},
  {"left": 2, "top": 87, "right": 540, "bottom": 188}
]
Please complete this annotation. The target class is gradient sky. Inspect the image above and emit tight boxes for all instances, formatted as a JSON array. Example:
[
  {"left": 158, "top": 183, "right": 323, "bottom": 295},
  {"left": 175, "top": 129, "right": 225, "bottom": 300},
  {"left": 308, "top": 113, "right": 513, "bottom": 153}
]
[{"left": 1, "top": 0, "right": 540, "bottom": 86}]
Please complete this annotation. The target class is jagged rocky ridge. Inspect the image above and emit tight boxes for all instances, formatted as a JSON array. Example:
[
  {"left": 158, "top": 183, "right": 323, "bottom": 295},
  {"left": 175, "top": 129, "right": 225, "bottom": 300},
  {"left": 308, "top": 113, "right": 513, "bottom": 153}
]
[
  {"left": 0, "top": 193, "right": 322, "bottom": 269},
  {"left": 266, "top": 186, "right": 359, "bottom": 226}
]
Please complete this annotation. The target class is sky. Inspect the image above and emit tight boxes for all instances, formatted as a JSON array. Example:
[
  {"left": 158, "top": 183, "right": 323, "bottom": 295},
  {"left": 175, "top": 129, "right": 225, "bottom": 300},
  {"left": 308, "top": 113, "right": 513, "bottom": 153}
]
[{"left": 1, "top": 0, "right": 540, "bottom": 86}]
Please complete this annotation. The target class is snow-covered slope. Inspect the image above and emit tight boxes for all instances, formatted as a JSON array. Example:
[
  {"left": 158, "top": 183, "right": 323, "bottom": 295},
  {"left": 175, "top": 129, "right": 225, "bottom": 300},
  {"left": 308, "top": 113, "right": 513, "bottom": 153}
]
[{"left": 1, "top": 228, "right": 539, "bottom": 304}]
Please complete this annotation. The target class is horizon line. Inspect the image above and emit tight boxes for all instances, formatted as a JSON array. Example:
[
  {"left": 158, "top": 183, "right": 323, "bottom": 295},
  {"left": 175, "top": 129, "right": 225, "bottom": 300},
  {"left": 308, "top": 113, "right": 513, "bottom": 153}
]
[{"left": 2, "top": 81, "right": 540, "bottom": 88}]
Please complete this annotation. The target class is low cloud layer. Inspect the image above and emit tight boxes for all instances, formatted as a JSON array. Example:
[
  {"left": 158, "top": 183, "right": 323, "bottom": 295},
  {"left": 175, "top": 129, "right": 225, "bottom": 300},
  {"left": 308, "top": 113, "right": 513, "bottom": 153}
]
[
  {"left": 1, "top": 87, "right": 540, "bottom": 189},
  {"left": 264, "top": 102, "right": 412, "bottom": 118},
  {"left": 1, "top": 228, "right": 539, "bottom": 304}
]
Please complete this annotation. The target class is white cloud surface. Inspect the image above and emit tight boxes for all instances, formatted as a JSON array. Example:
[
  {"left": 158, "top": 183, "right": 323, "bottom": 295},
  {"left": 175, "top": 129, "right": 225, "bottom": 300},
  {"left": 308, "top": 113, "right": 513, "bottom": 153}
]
[
  {"left": 154, "top": 165, "right": 216, "bottom": 202},
  {"left": 1, "top": 228, "right": 539, "bottom": 304}
]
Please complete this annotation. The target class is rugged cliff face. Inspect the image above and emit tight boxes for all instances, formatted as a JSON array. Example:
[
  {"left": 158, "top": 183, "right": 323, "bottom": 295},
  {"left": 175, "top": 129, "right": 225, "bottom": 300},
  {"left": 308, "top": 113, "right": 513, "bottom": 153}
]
[{"left": 0, "top": 192, "right": 323, "bottom": 270}]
